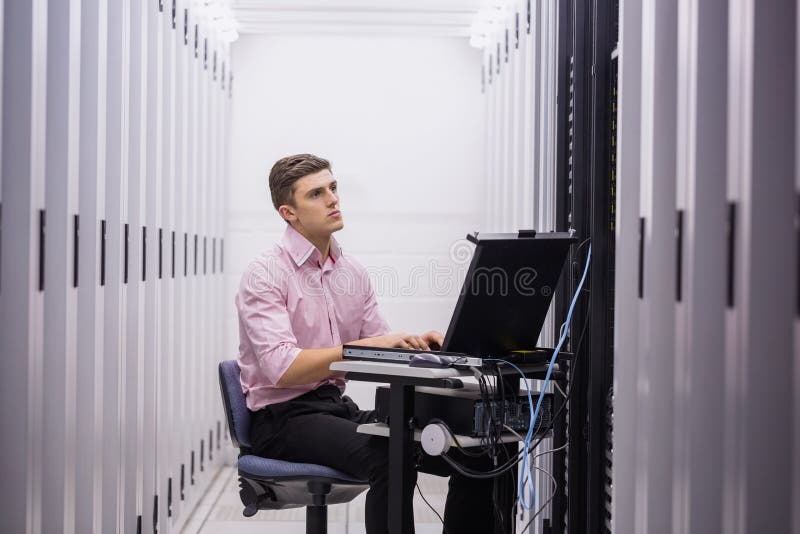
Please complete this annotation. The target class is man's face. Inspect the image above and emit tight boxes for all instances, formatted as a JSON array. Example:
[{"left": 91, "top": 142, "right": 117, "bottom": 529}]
[{"left": 279, "top": 169, "right": 343, "bottom": 237}]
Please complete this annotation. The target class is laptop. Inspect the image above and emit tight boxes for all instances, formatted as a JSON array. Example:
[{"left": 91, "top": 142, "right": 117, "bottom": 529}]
[{"left": 342, "top": 230, "right": 576, "bottom": 367}]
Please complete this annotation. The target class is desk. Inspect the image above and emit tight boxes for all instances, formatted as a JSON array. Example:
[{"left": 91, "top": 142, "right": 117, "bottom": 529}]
[{"left": 330, "top": 360, "right": 560, "bottom": 534}]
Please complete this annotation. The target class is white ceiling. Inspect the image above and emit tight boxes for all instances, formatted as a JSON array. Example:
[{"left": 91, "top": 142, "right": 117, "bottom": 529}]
[{"left": 231, "top": 0, "right": 485, "bottom": 37}]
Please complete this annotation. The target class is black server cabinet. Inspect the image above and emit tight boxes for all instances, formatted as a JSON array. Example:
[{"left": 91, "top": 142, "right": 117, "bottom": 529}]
[{"left": 552, "top": 0, "right": 619, "bottom": 532}]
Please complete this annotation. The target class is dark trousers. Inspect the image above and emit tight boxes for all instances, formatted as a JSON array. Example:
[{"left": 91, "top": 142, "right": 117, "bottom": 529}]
[{"left": 250, "top": 385, "right": 496, "bottom": 534}]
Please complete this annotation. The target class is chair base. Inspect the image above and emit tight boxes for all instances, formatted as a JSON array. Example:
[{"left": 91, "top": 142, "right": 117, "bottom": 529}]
[{"left": 238, "top": 475, "right": 368, "bottom": 534}]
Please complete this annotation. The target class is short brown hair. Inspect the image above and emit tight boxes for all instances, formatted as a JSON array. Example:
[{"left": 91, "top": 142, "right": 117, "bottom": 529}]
[{"left": 268, "top": 154, "right": 331, "bottom": 211}]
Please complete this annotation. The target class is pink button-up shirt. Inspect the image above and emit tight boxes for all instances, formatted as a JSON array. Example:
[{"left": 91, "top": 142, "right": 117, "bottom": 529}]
[{"left": 236, "top": 224, "right": 391, "bottom": 411}]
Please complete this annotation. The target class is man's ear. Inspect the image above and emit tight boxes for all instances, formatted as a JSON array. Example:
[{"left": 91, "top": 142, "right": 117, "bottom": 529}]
[{"left": 278, "top": 204, "right": 296, "bottom": 223}]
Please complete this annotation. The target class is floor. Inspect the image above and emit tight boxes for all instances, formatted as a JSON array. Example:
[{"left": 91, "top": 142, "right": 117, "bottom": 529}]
[{"left": 181, "top": 466, "right": 449, "bottom": 534}]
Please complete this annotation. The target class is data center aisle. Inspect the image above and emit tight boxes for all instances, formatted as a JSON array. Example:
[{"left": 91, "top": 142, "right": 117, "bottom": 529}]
[{"left": 181, "top": 466, "right": 450, "bottom": 534}]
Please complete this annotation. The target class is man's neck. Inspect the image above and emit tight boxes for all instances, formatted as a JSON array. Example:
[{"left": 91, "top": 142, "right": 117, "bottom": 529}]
[{"left": 292, "top": 224, "right": 332, "bottom": 265}]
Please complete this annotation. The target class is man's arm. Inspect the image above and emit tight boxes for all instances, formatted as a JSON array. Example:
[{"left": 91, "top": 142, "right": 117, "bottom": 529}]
[
  {"left": 276, "top": 332, "right": 440, "bottom": 387},
  {"left": 275, "top": 346, "right": 343, "bottom": 387}
]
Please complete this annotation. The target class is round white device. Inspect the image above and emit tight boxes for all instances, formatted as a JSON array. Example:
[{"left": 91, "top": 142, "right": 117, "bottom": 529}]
[{"left": 420, "top": 423, "right": 452, "bottom": 456}]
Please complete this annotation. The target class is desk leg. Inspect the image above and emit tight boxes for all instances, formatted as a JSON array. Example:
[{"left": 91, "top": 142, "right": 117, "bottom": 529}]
[{"left": 388, "top": 384, "right": 415, "bottom": 534}]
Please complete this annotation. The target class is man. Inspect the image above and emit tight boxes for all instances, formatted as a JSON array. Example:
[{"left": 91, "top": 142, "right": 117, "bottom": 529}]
[{"left": 236, "top": 154, "right": 494, "bottom": 534}]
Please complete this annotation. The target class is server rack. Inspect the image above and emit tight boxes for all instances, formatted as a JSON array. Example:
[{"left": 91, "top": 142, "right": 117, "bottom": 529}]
[
  {"left": 551, "top": 0, "right": 618, "bottom": 532},
  {"left": 0, "top": 2, "right": 232, "bottom": 532}
]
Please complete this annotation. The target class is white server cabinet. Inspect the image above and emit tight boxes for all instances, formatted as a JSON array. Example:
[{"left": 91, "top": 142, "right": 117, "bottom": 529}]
[
  {"left": 0, "top": 1, "right": 48, "bottom": 532},
  {"left": 519, "top": 0, "right": 535, "bottom": 232},
  {"left": 182, "top": 3, "right": 196, "bottom": 509},
  {"left": 211, "top": 30, "right": 224, "bottom": 474},
  {"left": 491, "top": 34, "right": 502, "bottom": 232},
  {"left": 610, "top": 0, "right": 643, "bottom": 531},
  {"left": 221, "top": 44, "right": 232, "bottom": 466},
  {"left": 634, "top": 1, "right": 678, "bottom": 532},
  {"left": 197, "top": 10, "right": 208, "bottom": 494},
  {"left": 207, "top": 35, "right": 217, "bottom": 481},
  {"left": 722, "top": 1, "right": 750, "bottom": 527},
  {"left": 671, "top": 0, "right": 728, "bottom": 532},
  {"left": 42, "top": 0, "right": 82, "bottom": 532},
  {"left": 220, "top": 41, "right": 230, "bottom": 460},
  {"left": 208, "top": 32, "right": 217, "bottom": 477},
  {"left": 509, "top": 5, "right": 523, "bottom": 230},
  {"left": 102, "top": 0, "right": 130, "bottom": 532},
  {"left": 528, "top": 0, "right": 542, "bottom": 229},
  {"left": 143, "top": 2, "right": 164, "bottom": 531},
  {"left": 197, "top": 26, "right": 210, "bottom": 485},
  {"left": 214, "top": 33, "right": 224, "bottom": 472},
  {"left": 611, "top": 0, "right": 797, "bottom": 532},
  {"left": 533, "top": 0, "right": 545, "bottom": 232},
  {"left": 158, "top": 0, "right": 177, "bottom": 529},
  {"left": 723, "top": 2, "right": 795, "bottom": 533},
  {"left": 207, "top": 31, "right": 223, "bottom": 476},
  {"left": 495, "top": 35, "right": 508, "bottom": 232},
  {"left": 483, "top": 48, "right": 495, "bottom": 231},
  {"left": 77, "top": 1, "right": 110, "bottom": 533},
  {"left": 173, "top": 0, "right": 191, "bottom": 524},
  {"left": 500, "top": 14, "right": 513, "bottom": 232},
  {"left": 1, "top": 2, "right": 230, "bottom": 531},
  {"left": 485, "top": 38, "right": 495, "bottom": 230},
  {"left": 171, "top": 1, "right": 187, "bottom": 525},
  {"left": 494, "top": 21, "right": 505, "bottom": 230},
  {"left": 185, "top": 6, "right": 200, "bottom": 507},
  {"left": 213, "top": 38, "right": 222, "bottom": 467},
  {"left": 124, "top": 0, "right": 148, "bottom": 529},
  {"left": 536, "top": 0, "right": 557, "bottom": 234}
]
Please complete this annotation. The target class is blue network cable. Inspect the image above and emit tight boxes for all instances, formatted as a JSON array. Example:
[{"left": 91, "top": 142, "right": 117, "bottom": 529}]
[{"left": 488, "top": 243, "right": 592, "bottom": 511}]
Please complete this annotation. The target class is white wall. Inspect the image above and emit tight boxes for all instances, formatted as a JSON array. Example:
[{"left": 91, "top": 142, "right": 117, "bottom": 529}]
[{"left": 226, "top": 34, "right": 485, "bottom": 407}]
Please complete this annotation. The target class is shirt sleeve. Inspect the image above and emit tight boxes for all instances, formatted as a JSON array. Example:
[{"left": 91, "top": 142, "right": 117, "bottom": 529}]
[
  {"left": 359, "top": 269, "right": 391, "bottom": 339},
  {"left": 236, "top": 262, "right": 302, "bottom": 386}
]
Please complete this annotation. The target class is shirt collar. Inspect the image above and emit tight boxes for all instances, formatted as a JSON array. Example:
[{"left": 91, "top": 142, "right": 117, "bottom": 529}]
[{"left": 282, "top": 224, "right": 343, "bottom": 268}]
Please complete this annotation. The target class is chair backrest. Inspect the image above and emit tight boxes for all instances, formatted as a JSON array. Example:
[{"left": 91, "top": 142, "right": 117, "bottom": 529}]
[{"left": 218, "top": 360, "right": 252, "bottom": 449}]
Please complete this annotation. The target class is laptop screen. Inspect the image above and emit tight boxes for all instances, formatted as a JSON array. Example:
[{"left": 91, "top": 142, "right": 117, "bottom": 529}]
[{"left": 441, "top": 231, "right": 576, "bottom": 357}]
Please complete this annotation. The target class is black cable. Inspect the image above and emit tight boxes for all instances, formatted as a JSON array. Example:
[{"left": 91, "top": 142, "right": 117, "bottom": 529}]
[
  {"left": 494, "top": 365, "right": 505, "bottom": 452},
  {"left": 437, "top": 369, "right": 557, "bottom": 479},
  {"left": 415, "top": 482, "right": 449, "bottom": 534},
  {"left": 440, "top": 451, "right": 522, "bottom": 479},
  {"left": 439, "top": 368, "right": 574, "bottom": 481},
  {"left": 485, "top": 366, "right": 501, "bottom": 456},
  {"left": 476, "top": 370, "right": 492, "bottom": 452}
]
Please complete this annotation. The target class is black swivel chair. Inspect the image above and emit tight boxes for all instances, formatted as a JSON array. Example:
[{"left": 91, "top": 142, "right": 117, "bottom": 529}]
[{"left": 218, "top": 360, "right": 369, "bottom": 534}]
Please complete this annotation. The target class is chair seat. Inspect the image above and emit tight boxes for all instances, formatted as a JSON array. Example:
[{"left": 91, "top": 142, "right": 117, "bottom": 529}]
[{"left": 238, "top": 454, "right": 366, "bottom": 485}]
